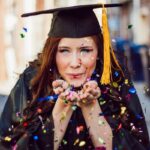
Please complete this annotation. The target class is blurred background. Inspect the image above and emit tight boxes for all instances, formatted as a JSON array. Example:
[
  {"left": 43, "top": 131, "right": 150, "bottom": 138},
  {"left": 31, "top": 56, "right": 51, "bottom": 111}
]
[{"left": 0, "top": 0, "right": 150, "bottom": 135}]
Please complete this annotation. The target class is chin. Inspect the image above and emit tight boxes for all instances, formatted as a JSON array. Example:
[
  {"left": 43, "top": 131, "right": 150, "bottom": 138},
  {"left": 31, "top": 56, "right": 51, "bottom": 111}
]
[{"left": 69, "top": 80, "right": 85, "bottom": 88}]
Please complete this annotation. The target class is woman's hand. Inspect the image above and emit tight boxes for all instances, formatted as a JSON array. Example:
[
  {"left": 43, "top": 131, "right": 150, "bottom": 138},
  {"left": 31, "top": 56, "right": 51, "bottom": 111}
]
[
  {"left": 78, "top": 80, "right": 101, "bottom": 106},
  {"left": 52, "top": 79, "right": 75, "bottom": 150},
  {"left": 52, "top": 79, "right": 80, "bottom": 105}
]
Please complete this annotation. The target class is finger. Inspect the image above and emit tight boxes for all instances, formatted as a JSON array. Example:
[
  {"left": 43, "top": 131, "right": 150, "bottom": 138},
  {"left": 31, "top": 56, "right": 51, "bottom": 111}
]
[
  {"left": 95, "top": 87, "right": 101, "bottom": 97},
  {"left": 86, "top": 93, "right": 94, "bottom": 101},
  {"left": 54, "top": 87, "right": 64, "bottom": 94},
  {"left": 62, "top": 81, "right": 69, "bottom": 89}
]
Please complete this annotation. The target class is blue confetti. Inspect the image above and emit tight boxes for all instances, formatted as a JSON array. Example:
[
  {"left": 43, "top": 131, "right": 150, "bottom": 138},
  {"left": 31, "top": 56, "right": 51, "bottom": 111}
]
[
  {"left": 23, "top": 27, "right": 27, "bottom": 32},
  {"left": 38, "top": 94, "right": 58, "bottom": 102},
  {"left": 114, "top": 147, "right": 118, "bottom": 150},
  {"left": 33, "top": 135, "right": 39, "bottom": 140},
  {"left": 129, "top": 87, "right": 136, "bottom": 94},
  {"left": 114, "top": 71, "right": 119, "bottom": 77},
  {"left": 136, "top": 114, "right": 143, "bottom": 120}
]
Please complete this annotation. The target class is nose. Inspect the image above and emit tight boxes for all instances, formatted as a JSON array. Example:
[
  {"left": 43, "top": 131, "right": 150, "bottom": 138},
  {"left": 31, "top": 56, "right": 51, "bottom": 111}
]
[{"left": 70, "top": 53, "right": 81, "bottom": 68}]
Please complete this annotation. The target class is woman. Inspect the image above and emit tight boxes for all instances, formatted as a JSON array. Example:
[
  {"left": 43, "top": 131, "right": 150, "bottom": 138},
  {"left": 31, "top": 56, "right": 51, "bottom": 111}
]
[{"left": 0, "top": 3, "right": 150, "bottom": 150}]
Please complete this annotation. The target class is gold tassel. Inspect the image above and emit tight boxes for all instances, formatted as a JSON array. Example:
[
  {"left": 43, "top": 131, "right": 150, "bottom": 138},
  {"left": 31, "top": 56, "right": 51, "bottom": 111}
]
[
  {"left": 100, "top": 4, "right": 124, "bottom": 85},
  {"left": 100, "top": 4, "right": 111, "bottom": 85}
]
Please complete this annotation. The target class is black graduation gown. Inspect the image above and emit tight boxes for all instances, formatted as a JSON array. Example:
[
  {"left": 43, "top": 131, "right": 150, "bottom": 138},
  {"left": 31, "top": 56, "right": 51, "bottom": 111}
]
[{"left": 0, "top": 64, "right": 150, "bottom": 150}]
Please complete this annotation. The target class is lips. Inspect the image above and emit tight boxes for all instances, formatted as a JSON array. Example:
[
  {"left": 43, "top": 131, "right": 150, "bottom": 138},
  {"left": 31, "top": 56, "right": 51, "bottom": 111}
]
[
  {"left": 68, "top": 73, "right": 83, "bottom": 76},
  {"left": 67, "top": 73, "right": 84, "bottom": 78}
]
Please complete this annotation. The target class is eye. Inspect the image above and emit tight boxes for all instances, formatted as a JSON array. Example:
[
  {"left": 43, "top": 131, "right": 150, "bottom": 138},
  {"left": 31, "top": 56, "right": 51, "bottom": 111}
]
[
  {"left": 80, "top": 48, "right": 92, "bottom": 53},
  {"left": 58, "top": 49, "right": 69, "bottom": 53}
]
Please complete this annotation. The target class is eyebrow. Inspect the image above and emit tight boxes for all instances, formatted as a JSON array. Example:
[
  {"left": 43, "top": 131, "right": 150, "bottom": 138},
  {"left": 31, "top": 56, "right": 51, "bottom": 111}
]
[{"left": 58, "top": 46, "right": 93, "bottom": 49}]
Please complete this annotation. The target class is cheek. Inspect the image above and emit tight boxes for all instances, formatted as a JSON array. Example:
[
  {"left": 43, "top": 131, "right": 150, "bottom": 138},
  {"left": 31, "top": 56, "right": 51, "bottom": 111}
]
[
  {"left": 56, "top": 54, "right": 68, "bottom": 72},
  {"left": 83, "top": 56, "right": 97, "bottom": 75}
]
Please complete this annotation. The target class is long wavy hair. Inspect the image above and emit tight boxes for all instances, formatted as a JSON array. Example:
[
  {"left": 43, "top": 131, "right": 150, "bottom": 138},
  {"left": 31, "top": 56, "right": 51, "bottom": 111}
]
[{"left": 7, "top": 34, "right": 126, "bottom": 145}]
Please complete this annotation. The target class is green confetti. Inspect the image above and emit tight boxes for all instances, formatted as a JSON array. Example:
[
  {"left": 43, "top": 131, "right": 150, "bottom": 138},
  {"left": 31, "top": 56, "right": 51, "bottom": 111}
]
[
  {"left": 20, "top": 33, "right": 25, "bottom": 38},
  {"left": 72, "top": 105, "right": 77, "bottom": 111},
  {"left": 128, "top": 24, "right": 133, "bottom": 29},
  {"left": 62, "top": 139, "right": 67, "bottom": 145}
]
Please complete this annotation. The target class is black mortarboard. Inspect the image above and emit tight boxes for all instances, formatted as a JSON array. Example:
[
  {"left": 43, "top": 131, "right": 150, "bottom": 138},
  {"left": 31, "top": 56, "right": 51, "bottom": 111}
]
[
  {"left": 21, "top": 2, "right": 127, "bottom": 84},
  {"left": 21, "top": 3, "right": 127, "bottom": 38}
]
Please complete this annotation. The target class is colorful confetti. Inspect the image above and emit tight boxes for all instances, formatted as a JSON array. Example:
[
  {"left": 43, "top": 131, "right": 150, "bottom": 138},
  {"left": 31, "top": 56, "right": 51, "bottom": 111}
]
[
  {"left": 114, "top": 71, "right": 119, "bottom": 77},
  {"left": 121, "top": 107, "right": 126, "bottom": 115},
  {"left": 20, "top": 33, "right": 25, "bottom": 38},
  {"left": 76, "top": 125, "right": 84, "bottom": 134},
  {"left": 72, "top": 105, "right": 77, "bottom": 110},
  {"left": 98, "top": 120, "right": 105, "bottom": 126},
  {"left": 33, "top": 135, "right": 39, "bottom": 140},
  {"left": 23, "top": 27, "right": 27, "bottom": 32},
  {"left": 98, "top": 137, "right": 105, "bottom": 144},
  {"left": 73, "top": 138, "right": 79, "bottom": 145},
  {"left": 128, "top": 24, "right": 133, "bottom": 29},
  {"left": 112, "top": 82, "right": 119, "bottom": 88},
  {"left": 129, "top": 87, "right": 136, "bottom": 94},
  {"left": 4, "top": 136, "right": 11, "bottom": 142},
  {"left": 79, "top": 141, "right": 86, "bottom": 147},
  {"left": 62, "top": 139, "right": 67, "bottom": 145}
]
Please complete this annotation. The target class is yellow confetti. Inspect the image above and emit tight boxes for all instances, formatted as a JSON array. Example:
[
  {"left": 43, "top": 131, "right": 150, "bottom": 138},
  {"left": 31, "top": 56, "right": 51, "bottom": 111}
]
[
  {"left": 98, "top": 137, "right": 105, "bottom": 144},
  {"left": 125, "top": 79, "right": 128, "bottom": 84},
  {"left": 121, "top": 107, "right": 126, "bottom": 115},
  {"left": 112, "top": 115, "right": 116, "bottom": 118},
  {"left": 82, "top": 99, "right": 86, "bottom": 104},
  {"left": 79, "top": 141, "right": 86, "bottom": 147},
  {"left": 4, "top": 136, "right": 11, "bottom": 142},
  {"left": 73, "top": 138, "right": 79, "bottom": 145},
  {"left": 112, "top": 82, "right": 118, "bottom": 88},
  {"left": 43, "top": 129, "right": 47, "bottom": 133},
  {"left": 60, "top": 112, "right": 66, "bottom": 122},
  {"left": 98, "top": 120, "right": 105, "bottom": 125}
]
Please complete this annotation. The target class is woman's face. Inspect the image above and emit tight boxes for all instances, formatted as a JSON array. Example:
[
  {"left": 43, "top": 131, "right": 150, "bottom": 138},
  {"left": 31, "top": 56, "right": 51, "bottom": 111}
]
[{"left": 56, "top": 36, "right": 98, "bottom": 87}]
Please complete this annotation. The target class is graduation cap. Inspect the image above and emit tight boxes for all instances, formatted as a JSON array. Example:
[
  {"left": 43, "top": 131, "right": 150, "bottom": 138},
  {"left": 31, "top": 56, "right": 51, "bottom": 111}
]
[{"left": 21, "top": 2, "right": 126, "bottom": 84}]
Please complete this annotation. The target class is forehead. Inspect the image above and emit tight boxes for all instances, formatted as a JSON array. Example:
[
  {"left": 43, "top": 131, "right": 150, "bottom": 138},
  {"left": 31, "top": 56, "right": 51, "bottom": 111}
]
[{"left": 58, "top": 36, "right": 96, "bottom": 47}]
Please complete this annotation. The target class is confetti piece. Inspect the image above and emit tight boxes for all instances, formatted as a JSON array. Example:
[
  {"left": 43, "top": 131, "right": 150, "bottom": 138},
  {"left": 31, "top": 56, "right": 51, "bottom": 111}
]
[
  {"left": 72, "top": 105, "right": 77, "bottom": 110},
  {"left": 98, "top": 120, "right": 105, "bottom": 125},
  {"left": 73, "top": 138, "right": 79, "bottom": 145},
  {"left": 112, "top": 39, "right": 116, "bottom": 43},
  {"left": 60, "top": 112, "right": 66, "bottom": 122},
  {"left": 62, "top": 139, "right": 67, "bottom": 145},
  {"left": 114, "top": 71, "right": 119, "bottom": 77},
  {"left": 37, "top": 108, "right": 42, "bottom": 113},
  {"left": 76, "top": 126, "right": 84, "bottom": 134},
  {"left": 23, "top": 122, "right": 28, "bottom": 127},
  {"left": 95, "top": 146, "right": 106, "bottom": 150},
  {"left": 121, "top": 107, "right": 126, "bottom": 115},
  {"left": 4, "top": 136, "right": 11, "bottom": 142},
  {"left": 124, "top": 79, "right": 128, "bottom": 84},
  {"left": 79, "top": 141, "right": 86, "bottom": 147},
  {"left": 23, "top": 27, "right": 27, "bottom": 32},
  {"left": 112, "top": 82, "right": 118, "bottom": 88},
  {"left": 33, "top": 135, "right": 39, "bottom": 140},
  {"left": 98, "top": 137, "right": 105, "bottom": 144},
  {"left": 43, "top": 129, "right": 47, "bottom": 133},
  {"left": 117, "top": 123, "right": 122, "bottom": 130},
  {"left": 128, "top": 24, "right": 133, "bottom": 29},
  {"left": 129, "top": 87, "right": 136, "bottom": 94},
  {"left": 136, "top": 114, "right": 143, "bottom": 119},
  {"left": 99, "top": 98, "right": 106, "bottom": 105},
  {"left": 20, "top": 33, "right": 25, "bottom": 38}
]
